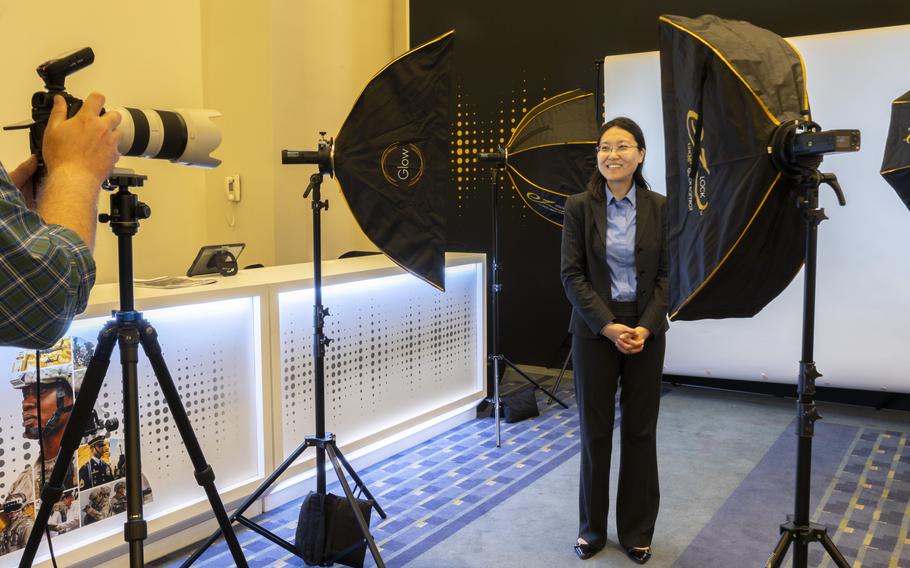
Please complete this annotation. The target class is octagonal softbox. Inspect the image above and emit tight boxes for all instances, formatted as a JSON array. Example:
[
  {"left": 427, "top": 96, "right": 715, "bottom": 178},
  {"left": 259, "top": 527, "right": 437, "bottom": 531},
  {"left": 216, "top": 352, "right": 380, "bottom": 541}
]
[
  {"left": 660, "top": 14, "right": 809, "bottom": 321},
  {"left": 333, "top": 31, "right": 454, "bottom": 291},
  {"left": 881, "top": 90, "right": 910, "bottom": 211},
  {"left": 504, "top": 89, "right": 598, "bottom": 226}
]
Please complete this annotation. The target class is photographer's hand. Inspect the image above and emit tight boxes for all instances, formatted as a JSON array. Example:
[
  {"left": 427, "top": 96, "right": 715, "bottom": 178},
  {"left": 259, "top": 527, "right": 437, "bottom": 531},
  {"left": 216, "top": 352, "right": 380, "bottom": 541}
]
[
  {"left": 8, "top": 155, "right": 38, "bottom": 209},
  {"left": 39, "top": 92, "right": 122, "bottom": 250}
]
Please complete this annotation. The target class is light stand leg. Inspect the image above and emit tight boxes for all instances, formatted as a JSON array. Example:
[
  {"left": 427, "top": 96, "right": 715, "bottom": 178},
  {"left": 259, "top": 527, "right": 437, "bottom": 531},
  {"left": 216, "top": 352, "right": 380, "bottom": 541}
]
[
  {"left": 549, "top": 349, "right": 572, "bottom": 404},
  {"left": 766, "top": 529, "right": 792, "bottom": 568},
  {"left": 332, "top": 445, "right": 388, "bottom": 519},
  {"left": 180, "top": 439, "right": 316, "bottom": 567},
  {"left": 18, "top": 323, "right": 119, "bottom": 568},
  {"left": 819, "top": 529, "right": 852, "bottom": 568},
  {"left": 502, "top": 357, "right": 568, "bottom": 408},
  {"left": 326, "top": 444, "right": 385, "bottom": 568}
]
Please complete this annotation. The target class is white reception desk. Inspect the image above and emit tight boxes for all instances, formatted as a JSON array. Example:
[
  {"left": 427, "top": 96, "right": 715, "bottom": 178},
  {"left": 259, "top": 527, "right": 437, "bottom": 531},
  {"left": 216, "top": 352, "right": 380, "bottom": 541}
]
[{"left": 0, "top": 253, "right": 486, "bottom": 567}]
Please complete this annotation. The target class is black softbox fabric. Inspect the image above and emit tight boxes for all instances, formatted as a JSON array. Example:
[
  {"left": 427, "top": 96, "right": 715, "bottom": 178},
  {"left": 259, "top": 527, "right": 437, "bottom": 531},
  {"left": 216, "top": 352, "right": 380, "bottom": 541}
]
[
  {"left": 333, "top": 31, "right": 454, "bottom": 291},
  {"left": 660, "top": 14, "right": 809, "bottom": 321},
  {"left": 881, "top": 90, "right": 910, "bottom": 211},
  {"left": 504, "top": 90, "right": 598, "bottom": 227}
]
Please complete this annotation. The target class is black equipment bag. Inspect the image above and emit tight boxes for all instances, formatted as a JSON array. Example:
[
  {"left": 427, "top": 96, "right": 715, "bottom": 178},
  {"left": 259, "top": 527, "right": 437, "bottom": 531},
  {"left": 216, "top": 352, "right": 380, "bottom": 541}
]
[
  {"left": 295, "top": 491, "right": 373, "bottom": 568},
  {"left": 501, "top": 386, "right": 540, "bottom": 423},
  {"left": 323, "top": 493, "right": 374, "bottom": 568},
  {"left": 295, "top": 491, "right": 327, "bottom": 565}
]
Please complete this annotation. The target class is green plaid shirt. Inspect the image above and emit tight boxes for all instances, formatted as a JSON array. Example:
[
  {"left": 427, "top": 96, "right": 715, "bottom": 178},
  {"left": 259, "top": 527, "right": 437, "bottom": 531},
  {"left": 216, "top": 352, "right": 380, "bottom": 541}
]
[{"left": 0, "top": 161, "right": 95, "bottom": 348}]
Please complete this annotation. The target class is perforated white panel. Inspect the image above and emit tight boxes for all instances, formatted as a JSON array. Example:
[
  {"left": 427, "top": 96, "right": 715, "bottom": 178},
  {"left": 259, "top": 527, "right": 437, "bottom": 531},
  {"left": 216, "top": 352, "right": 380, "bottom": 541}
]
[
  {"left": 0, "top": 297, "right": 262, "bottom": 564},
  {"left": 279, "top": 263, "right": 484, "bottom": 457}
]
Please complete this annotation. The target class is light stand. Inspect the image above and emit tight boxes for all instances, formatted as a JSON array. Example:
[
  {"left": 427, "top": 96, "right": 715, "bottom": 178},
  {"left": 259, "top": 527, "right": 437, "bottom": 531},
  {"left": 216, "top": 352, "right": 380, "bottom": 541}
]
[
  {"left": 19, "top": 171, "right": 248, "bottom": 568},
  {"left": 184, "top": 136, "right": 387, "bottom": 567},
  {"left": 479, "top": 148, "right": 569, "bottom": 447},
  {"left": 765, "top": 122, "right": 854, "bottom": 568}
]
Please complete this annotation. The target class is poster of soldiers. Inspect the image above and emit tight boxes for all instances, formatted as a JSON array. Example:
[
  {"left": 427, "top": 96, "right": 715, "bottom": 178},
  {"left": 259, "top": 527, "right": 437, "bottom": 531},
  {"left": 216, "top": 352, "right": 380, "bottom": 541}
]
[{"left": 0, "top": 335, "right": 152, "bottom": 558}]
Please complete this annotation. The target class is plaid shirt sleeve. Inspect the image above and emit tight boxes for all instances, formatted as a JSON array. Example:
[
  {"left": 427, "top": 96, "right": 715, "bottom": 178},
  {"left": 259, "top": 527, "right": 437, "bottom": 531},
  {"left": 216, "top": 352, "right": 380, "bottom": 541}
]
[{"left": 0, "top": 161, "right": 96, "bottom": 349}]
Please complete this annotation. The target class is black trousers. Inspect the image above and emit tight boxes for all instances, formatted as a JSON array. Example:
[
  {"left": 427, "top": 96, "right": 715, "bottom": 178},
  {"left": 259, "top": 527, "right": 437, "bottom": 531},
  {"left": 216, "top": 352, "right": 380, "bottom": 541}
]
[{"left": 573, "top": 308, "right": 665, "bottom": 550}]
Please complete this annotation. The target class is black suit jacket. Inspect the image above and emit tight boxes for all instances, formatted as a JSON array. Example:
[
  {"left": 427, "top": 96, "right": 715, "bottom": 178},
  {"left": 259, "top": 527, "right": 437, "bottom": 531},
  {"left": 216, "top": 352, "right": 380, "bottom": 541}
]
[{"left": 561, "top": 187, "right": 669, "bottom": 339}]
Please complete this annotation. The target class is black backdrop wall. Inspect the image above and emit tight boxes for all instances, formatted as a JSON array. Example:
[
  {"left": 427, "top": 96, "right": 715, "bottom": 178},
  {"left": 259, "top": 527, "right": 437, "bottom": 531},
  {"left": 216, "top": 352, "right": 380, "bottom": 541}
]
[{"left": 410, "top": 1, "right": 910, "bottom": 371}]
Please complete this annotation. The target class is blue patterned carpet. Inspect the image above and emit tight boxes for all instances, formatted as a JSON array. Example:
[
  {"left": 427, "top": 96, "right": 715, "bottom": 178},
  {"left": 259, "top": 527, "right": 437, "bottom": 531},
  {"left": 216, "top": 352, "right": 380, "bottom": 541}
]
[
  {"left": 151, "top": 385, "right": 582, "bottom": 567},
  {"left": 150, "top": 383, "right": 910, "bottom": 568}
]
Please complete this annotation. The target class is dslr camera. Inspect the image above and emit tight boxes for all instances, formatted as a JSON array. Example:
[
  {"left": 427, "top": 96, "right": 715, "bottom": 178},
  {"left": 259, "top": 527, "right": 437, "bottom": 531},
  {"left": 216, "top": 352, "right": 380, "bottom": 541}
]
[{"left": 5, "top": 47, "right": 222, "bottom": 179}]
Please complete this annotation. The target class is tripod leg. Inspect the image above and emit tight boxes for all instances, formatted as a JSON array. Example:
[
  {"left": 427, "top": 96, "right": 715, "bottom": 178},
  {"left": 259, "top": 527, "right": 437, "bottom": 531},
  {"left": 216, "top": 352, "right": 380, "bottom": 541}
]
[
  {"left": 181, "top": 440, "right": 315, "bottom": 567},
  {"left": 120, "top": 325, "right": 148, "bottom": 566},
  {"left": 138, "top": 323, "right": 249, "bottom": 568},
  {"left": 332, "top": 445, "right": 387, "bottom": 519},
  {"left": 818, "top": 530, "right": 851, "bottom": 568},
  {"left": 326, "top": 444, "right": 385, "bottom": 568},
  {"left": 765, "top": 529, "right": 792, "bottom": 568},
  {"left": 503, "top": 357, "right": 569, "bottom": 408},
  {"left": 19, "top": 323, "right": 119, "bottom": 568}
]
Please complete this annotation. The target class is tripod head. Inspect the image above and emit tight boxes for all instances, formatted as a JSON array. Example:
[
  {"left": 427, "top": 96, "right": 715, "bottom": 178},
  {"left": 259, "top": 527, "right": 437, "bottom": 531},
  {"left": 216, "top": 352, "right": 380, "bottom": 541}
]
[{"left": 99, "top": 169, "right": 151, "bottom": 237}]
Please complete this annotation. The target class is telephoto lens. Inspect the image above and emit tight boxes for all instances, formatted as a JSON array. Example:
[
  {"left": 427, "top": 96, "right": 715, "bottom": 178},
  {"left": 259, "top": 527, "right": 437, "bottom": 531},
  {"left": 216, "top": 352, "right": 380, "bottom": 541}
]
[{"left": 111, "top": 107, "right": 222, "bottom": 168}]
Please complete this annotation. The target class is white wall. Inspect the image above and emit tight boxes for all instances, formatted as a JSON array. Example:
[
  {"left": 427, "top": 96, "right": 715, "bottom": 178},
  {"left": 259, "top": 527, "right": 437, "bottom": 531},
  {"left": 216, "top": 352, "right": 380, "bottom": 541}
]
[
  {"left": 200, "top": 0, "right": 277, "bottom": 270},
  {"left": 0, "top": 0, "right": 208, "bottom": 284},
  {"left": 0, "top": 0, "right": 407, "bottom": 283},
  {"left": 270, "top": 1, "right": 406, "bottom": 265},
  {"left": 604, "top": 24, "right": 910, "bottom": 393}
]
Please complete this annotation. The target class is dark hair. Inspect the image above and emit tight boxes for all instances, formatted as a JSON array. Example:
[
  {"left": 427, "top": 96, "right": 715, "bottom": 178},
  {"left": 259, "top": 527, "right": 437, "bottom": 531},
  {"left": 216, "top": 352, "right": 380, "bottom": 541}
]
[{"left": 586, "top": 116, "right": 649, "bottom": 201}]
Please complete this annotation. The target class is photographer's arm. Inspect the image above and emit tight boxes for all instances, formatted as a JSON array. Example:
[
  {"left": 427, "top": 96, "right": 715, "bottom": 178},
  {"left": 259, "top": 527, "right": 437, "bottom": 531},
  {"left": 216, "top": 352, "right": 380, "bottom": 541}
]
[
  {"left": 0, "top": 93, "right": 120, "bottom": 349},
  {"left": 0, "top": 164, "right": 95, "bottom": 348}
]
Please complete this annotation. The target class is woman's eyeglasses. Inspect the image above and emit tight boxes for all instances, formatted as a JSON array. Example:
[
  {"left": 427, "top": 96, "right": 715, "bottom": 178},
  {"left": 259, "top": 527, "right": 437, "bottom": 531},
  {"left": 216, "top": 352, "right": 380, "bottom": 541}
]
[{"left": 596, "top": 143, "right": 639, "bottom": 155}]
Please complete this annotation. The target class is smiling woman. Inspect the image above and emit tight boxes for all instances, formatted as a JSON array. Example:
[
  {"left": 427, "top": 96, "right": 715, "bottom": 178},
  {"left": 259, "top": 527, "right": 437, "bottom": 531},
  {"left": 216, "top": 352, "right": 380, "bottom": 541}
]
[
  {"left": 597, "top": 135, "right": 644, "bottom": 200},
  {"left": 561, "top": 116, "right": 668, "bottom": 563}
]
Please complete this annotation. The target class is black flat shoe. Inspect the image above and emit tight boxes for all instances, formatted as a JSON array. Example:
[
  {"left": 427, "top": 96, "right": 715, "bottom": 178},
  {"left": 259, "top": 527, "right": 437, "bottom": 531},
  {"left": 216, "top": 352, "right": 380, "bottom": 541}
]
[
  {"left": 625, "top": 547, "right": 652, "bottom": 564},
  {"left": 574, "top": 542, "right": 600, "bottom": 560}
]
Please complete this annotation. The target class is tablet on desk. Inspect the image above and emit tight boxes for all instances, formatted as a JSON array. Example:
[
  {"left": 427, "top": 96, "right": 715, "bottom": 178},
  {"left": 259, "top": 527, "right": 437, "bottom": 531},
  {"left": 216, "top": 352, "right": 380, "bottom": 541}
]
[{"left": 186, "top": 243, "right": 245, "bottom": 277}]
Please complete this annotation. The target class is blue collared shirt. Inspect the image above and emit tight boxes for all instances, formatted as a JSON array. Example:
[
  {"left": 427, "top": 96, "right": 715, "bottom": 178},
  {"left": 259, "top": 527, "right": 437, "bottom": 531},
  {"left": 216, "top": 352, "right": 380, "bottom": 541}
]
[{"left": 605, "top": 187, "right": 637, "bottom": 301}]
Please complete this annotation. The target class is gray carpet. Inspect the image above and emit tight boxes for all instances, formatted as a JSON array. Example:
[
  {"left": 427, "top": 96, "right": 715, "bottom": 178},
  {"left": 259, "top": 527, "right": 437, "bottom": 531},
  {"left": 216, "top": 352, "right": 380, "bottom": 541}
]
[
  {"left": 405, "top": 384, "right": 910, "bottom": 568},
  {"left": 152, "top": 380, "right": 910, "bottom": 567}
]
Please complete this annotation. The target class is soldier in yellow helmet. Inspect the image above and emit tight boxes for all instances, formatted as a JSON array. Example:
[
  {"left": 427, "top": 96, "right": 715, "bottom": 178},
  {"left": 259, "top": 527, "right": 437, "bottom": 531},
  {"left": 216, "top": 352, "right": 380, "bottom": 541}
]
[
  {"left": 6, "top": 337, "right": 82, "bottom": 506},
  {"left": 0, "top": 494, "right": 33, "bottom": 555}
]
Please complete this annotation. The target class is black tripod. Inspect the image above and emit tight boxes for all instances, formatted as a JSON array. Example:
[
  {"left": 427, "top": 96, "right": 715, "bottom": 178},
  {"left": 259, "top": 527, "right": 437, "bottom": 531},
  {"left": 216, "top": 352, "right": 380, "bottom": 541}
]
[
  {"left": 19, "top": 171, "right": 248, "bottom": 568},
  {"left": 480, "top": 151, "right": 568, "bottom": 447},
  {"left": 185, "top": 143, "right": 387, "bottom": 567},
  {"left": 765, "top": 164, "right": 850, "bottom": 567}
]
